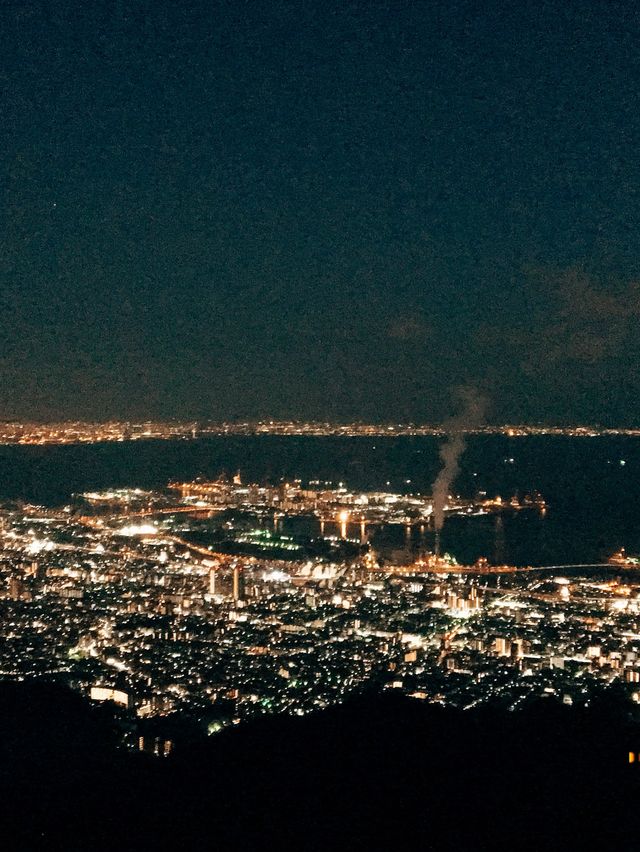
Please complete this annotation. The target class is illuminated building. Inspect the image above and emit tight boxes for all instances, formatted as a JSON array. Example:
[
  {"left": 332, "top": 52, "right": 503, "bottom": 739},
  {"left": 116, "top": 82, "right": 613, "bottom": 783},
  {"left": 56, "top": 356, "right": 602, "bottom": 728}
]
[
  {"left": 90, "top": 686, "right": 130, "bottom": 709},
  {"left": 9, "top": 576, "right": 23, "bottom": 601},
  {"left": 494, "top": 638, "right": 510, "bottom": 657},
  {"left": 232, "top": 566, "right": 244, "bottom": 602}
]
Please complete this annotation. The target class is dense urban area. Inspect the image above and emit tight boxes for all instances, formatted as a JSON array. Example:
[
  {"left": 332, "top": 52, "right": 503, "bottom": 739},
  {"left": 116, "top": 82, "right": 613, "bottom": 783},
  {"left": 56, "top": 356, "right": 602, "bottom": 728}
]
[
  {"left": 0, "top": 420, "right": 638, "bottom": 444},
  {"left": 1, "top": 474, "right": 638, "bottom": 755}
]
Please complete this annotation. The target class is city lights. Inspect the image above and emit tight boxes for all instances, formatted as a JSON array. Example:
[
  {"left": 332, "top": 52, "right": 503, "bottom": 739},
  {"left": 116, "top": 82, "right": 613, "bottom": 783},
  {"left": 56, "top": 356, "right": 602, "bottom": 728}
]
[{"left": 0, "top": 474, "right": 637, "bottom": 729}]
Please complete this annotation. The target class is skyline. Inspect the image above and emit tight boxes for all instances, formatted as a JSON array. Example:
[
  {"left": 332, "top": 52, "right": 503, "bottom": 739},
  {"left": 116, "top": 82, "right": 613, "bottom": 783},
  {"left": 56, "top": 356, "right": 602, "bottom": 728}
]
[
  {"left": 2, "top": 4, "right": 640, "bottom": 846},
  {"left": 3, "top": 1, "right": 640, "bottom": 424},
  {"left": 0, "top": 417, "right": 639, "bottom": 446}
]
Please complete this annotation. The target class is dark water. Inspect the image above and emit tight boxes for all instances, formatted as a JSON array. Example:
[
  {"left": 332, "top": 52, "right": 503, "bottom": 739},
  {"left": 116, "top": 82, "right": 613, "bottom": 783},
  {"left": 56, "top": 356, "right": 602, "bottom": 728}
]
[{"left": 0, "top": 435, "right": 638, "bottom": 567}]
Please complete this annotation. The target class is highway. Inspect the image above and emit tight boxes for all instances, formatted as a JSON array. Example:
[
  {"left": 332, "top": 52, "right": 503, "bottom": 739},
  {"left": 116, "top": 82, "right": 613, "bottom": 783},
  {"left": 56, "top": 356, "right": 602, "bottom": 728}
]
[{"left": 383, "top": 562, "right": 622, "bottom": 576}]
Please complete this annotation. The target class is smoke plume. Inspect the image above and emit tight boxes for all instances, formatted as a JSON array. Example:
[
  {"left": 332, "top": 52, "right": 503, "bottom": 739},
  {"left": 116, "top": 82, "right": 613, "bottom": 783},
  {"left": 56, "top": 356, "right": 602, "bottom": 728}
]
[{"left": 432, "top": 387, "right": 487, "bottom": 533}]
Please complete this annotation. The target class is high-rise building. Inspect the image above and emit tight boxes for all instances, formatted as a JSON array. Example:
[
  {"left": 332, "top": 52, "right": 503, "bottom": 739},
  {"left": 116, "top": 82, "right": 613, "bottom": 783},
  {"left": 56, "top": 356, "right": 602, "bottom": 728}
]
[
  {"left": 511, "top": 639, "right": 525, "bottom": 660},
  {"left": 494, "top": 637, "right": 510, "bottom": 657},
  {"left": 232, "top": 566, "right": 244, "bottom": 602},
  {"left": 9, "top": 576, "right": 22, "bottom": 601}
]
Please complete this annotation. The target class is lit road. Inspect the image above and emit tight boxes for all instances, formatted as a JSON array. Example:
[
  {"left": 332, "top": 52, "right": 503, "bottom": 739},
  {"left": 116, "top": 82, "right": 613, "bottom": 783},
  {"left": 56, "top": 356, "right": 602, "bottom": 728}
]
[{"left": 383, "top": 563, "right": 622, "bottom": 576}]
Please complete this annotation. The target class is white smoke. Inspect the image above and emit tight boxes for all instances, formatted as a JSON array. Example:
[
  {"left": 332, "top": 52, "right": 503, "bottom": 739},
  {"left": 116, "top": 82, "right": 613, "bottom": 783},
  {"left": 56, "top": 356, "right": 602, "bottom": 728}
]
[{"left": 432, "top": 387, "right": 487, "bottom": 533}]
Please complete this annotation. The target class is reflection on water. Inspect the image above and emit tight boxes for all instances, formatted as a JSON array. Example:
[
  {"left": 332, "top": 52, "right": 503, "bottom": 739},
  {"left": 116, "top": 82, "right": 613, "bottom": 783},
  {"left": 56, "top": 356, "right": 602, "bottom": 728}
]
[
  {"left": 278, "top": 512, "right": 530, "bottom": 566},
  {"left": 280, "top": 508, "right": 610, "bottom": 568},
  {"left": 0, "top": 434, "right": 637, "bottom": 566}
]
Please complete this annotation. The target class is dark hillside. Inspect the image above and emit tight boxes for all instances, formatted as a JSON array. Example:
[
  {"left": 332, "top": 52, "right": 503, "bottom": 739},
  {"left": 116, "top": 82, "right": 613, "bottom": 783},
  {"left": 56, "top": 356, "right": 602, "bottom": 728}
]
[{"left": 0, "top": 682, "right": 636, "bottom": 851}]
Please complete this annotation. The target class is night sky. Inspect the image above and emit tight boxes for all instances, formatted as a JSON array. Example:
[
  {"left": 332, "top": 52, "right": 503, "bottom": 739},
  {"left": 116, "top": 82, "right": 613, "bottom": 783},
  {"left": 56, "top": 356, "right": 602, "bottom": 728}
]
[{"left": 3, "top": 0, "right": 640, "bottom": 424}]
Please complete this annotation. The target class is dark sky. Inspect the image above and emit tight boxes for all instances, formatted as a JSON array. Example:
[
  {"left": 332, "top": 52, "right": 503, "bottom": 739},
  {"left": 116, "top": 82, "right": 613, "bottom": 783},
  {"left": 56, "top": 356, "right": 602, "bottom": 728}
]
[{"left": 2, "top": 0, "right": 640, "bottom": 424}]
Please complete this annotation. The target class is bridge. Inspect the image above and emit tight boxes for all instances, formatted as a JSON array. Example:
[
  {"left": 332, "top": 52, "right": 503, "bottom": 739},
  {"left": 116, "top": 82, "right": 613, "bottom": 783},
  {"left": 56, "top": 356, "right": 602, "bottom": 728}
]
[
  {"left": 78, "top": 505, "right": 219, "bottom": 526},
  {"left": 381, "top": 562, "right": 623, "bottom": 576}
]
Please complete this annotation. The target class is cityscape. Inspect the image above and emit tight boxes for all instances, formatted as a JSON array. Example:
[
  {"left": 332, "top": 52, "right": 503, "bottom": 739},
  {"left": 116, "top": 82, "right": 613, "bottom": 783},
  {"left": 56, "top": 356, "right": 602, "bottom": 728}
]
[
  {"left": 4, "top": 0, "right": 640, "bottom": 846},
  {"left": 3, "top": 472, "right": 639, "bottom": 754},
  {"left": 0, "top": 419, "right": 639, "bottom": 445}
]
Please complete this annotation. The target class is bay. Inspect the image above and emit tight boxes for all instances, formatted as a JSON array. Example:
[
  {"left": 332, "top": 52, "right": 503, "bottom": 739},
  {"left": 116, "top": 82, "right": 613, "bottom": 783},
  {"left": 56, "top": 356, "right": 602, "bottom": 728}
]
[{"left": 0, "top": 435, "right": 637, "bottom": 567}]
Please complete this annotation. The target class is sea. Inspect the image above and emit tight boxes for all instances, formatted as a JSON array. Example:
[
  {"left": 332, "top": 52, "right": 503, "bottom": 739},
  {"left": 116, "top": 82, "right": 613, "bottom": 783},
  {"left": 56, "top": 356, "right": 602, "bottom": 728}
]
[{"left": 0, "top": 435, "right": 637, "bottom": 568}]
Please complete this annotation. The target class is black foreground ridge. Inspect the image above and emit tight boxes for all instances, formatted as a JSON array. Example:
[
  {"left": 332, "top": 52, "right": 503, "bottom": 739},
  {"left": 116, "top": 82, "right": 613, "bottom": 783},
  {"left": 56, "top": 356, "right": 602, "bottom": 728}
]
[{"left": 0, "top": 681, "right": 638, "bottom": 851}]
